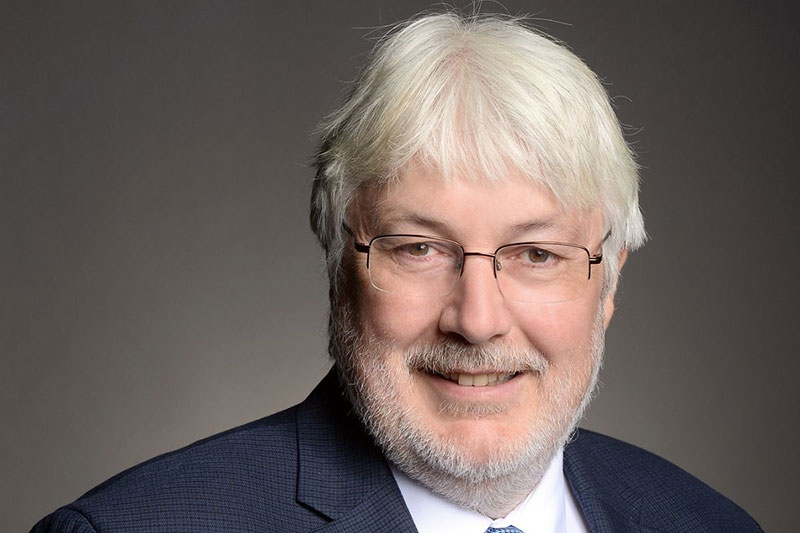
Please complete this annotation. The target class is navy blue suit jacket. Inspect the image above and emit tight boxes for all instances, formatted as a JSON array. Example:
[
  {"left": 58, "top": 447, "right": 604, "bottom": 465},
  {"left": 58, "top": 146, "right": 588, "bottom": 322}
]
[{"left": 33, "top": 370, "right": 761, "bottom": 532}]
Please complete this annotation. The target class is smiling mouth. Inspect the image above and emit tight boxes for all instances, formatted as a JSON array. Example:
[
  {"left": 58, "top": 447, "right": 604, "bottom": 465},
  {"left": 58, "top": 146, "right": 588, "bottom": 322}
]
[{"left": 433, "top": 371, "right": 520, "bottom": 387}]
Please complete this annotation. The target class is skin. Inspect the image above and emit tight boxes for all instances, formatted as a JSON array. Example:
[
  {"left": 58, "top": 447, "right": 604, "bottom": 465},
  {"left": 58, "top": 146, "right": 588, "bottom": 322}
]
[{"left": 349, "top": 167, "right": 624, "bottom": 469}]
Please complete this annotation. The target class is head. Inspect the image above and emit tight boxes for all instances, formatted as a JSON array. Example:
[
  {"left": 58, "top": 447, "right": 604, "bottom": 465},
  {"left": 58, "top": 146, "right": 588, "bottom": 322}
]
[{"left": 310, "top": 12, "right": 646, "bottom": 518}]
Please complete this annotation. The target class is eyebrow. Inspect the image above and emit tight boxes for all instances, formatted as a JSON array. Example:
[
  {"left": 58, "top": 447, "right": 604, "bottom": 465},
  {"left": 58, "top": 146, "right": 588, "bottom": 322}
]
[
  {"left": 508, "top": 220, "right": 563, "bottom": 238},
  {"left": 376, "top": 210, "right": 575, "bottom": 241},
  {"left": 377, "top": 212, "right": 452, "bottom": 235}
]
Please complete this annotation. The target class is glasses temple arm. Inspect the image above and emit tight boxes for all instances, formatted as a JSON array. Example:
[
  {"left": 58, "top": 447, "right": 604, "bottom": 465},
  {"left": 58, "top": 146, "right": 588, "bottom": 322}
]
[{"left": 343, "top": 223, "right": 370, "bottom": 254}]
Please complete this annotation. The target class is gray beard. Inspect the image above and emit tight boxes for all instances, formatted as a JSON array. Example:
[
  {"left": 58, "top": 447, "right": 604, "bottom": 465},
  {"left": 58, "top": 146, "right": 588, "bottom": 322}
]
[{"left": 329, "top": 296, "right": 605, "bottom": 518}]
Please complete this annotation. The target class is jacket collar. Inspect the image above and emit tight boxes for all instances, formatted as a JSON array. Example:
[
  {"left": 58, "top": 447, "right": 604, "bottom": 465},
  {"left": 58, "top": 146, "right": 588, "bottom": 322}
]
[{"left": 295, "top": 369, "right": 418, "bottom": 531}]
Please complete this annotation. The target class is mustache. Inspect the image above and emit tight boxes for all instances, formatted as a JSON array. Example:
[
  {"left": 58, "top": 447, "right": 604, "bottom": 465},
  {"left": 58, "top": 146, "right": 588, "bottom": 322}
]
[{"left": 404, "top": 339, "right": 549, "bottom": 375}]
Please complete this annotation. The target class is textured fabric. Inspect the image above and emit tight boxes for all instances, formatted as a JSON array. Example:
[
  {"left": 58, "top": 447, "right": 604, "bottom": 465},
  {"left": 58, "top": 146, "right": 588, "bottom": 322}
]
[
  {"left": 564, "top": 429, "right": 762, "bottom": 532},
  {"left": 485, "top": 527, "right": 525, "bottom": 533},
  {"left": 32, "top": 368, "right": 762, "bottom": 532}
]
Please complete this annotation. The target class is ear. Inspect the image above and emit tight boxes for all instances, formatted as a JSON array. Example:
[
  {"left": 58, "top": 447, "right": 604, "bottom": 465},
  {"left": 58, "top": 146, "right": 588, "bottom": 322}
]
[{"left": 603, "top": 248, "right": 628, "bottom": 329}]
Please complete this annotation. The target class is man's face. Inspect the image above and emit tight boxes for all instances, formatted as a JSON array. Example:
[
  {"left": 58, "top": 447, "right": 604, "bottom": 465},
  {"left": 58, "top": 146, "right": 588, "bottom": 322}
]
[{"left": 334, "top": 167, "right": 616, "bottom": 512}]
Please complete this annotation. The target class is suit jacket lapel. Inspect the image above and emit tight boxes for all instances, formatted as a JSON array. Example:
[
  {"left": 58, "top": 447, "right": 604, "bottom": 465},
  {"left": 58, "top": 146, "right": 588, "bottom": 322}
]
[
  {"left": 564, "top": 429, "right": 662, "bottom": 533},
  {"left": 296, "top": 370, "right": 418, "bottom": 532}
]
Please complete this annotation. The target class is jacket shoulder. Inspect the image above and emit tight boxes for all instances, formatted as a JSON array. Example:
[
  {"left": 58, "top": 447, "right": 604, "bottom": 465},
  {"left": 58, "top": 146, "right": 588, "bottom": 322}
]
[
  {"left": 31, "top": 507, "right": 97, "bottom": 533},
  {"left": 32, "top": 405, "right": 326, "bottom": 532},
  {"left": 565, "top": 429, "right": 761, "bottom": 532}
]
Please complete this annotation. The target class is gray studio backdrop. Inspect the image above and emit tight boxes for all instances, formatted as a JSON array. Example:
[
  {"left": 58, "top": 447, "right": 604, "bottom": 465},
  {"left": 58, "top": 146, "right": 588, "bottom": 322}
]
[{"left": 3, "top": 2, "right": 798, "bottom": 531}]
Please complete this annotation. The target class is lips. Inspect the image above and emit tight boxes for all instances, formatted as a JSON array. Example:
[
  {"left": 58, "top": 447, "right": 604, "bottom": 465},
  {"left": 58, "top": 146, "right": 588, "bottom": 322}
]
[
  {"left": 435, "top": 371, "right": 518, "bottom": 387},
  {"left": 405, "top": 341, "right": 548, "bottom": 389}
]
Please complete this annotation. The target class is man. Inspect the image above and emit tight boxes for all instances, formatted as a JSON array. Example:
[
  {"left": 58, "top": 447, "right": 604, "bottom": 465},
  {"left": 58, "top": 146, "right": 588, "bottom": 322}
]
[{"left": 33, "top": 12, "right": 760, "bottom": 533}]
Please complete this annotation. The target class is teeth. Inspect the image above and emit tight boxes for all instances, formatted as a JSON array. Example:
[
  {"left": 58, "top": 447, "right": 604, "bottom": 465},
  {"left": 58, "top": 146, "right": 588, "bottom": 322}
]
[{"left": 443, "top": 372, "right": 516, "bottom": 387}]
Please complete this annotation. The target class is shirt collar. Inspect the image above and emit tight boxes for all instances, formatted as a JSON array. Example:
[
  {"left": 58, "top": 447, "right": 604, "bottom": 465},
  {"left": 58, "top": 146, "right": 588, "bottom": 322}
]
[{"left": 391, "top": 449, "right": 568, "bottom": 533}]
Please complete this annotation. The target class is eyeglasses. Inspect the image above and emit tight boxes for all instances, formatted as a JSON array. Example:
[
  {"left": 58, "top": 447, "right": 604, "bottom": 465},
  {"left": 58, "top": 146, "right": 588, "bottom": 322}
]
[{"left": 344, "top": 224, "right": 609, "bottom": 304}]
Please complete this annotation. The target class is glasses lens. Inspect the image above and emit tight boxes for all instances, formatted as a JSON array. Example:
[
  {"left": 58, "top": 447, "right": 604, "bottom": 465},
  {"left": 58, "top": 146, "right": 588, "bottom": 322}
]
[
  {"left": 368, "top": 236, "right": 462, "bottom": 297},
  {"left": 495, "top": 243, "right": 590, "bottom": 303}
]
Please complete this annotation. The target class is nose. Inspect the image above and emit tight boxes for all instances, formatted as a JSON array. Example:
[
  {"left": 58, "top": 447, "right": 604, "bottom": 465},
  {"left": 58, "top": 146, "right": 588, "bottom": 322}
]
[{"left": 438, "top": 253, "right": 512, "bottom": 344}]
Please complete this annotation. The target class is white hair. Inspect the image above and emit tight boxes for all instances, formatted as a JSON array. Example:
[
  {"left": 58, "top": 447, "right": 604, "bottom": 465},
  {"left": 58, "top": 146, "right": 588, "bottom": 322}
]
[{"left": 311, "top": 11, "right": 646, "bottom": 293}]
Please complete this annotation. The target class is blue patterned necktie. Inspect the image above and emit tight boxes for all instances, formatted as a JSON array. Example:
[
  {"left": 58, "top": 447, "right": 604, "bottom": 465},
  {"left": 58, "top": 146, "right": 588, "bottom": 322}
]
[{"left": 485, "top": 527, "right": 525, "bottom": 533}]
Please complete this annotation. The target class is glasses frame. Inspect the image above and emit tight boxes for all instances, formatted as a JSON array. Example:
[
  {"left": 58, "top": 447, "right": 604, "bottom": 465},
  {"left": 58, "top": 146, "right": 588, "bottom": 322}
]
[{"left": 343, "top": 224, "right": 610, "bottom": 298}]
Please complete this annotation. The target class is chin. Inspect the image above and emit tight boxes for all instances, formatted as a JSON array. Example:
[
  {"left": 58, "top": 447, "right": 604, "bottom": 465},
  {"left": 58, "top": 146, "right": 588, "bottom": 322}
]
[{"left": 432, "top": 416, "right": 534, "bottom": 460}]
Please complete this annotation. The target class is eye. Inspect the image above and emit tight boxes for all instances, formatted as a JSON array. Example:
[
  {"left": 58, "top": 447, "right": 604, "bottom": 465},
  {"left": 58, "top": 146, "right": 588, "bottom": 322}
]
[
  {"left": 525, "top": 247, "right": 552, "bottom": 263},
  {"left": 404, "top": 242, "right": 432, "bottom": 257}
]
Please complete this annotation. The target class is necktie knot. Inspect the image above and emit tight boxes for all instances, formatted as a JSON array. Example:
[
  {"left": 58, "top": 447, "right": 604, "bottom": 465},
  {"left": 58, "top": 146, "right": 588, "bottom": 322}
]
[{"left": 485, "top": 527, "right": 525, "bottom": 533}]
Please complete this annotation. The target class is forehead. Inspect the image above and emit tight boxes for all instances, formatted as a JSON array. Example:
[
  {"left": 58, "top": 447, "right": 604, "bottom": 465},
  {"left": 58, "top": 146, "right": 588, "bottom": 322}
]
[{"left": 356, "top": 167, "right": 602, "bottom": 243}]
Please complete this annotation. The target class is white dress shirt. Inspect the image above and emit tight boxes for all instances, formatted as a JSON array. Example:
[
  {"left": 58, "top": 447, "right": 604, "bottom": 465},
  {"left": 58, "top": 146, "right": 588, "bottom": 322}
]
[{"left": 391, "top": 449, "right": 589, "bottom": 533}]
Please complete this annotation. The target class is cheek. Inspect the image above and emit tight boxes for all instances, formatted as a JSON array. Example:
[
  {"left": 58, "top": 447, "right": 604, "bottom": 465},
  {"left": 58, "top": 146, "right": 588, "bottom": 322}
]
[
  {"left": 513, "top": 299, "right": 599, "bottom": 362},
  {"left": 358, "top": 289, "right": 443, "bottom": 349}
]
